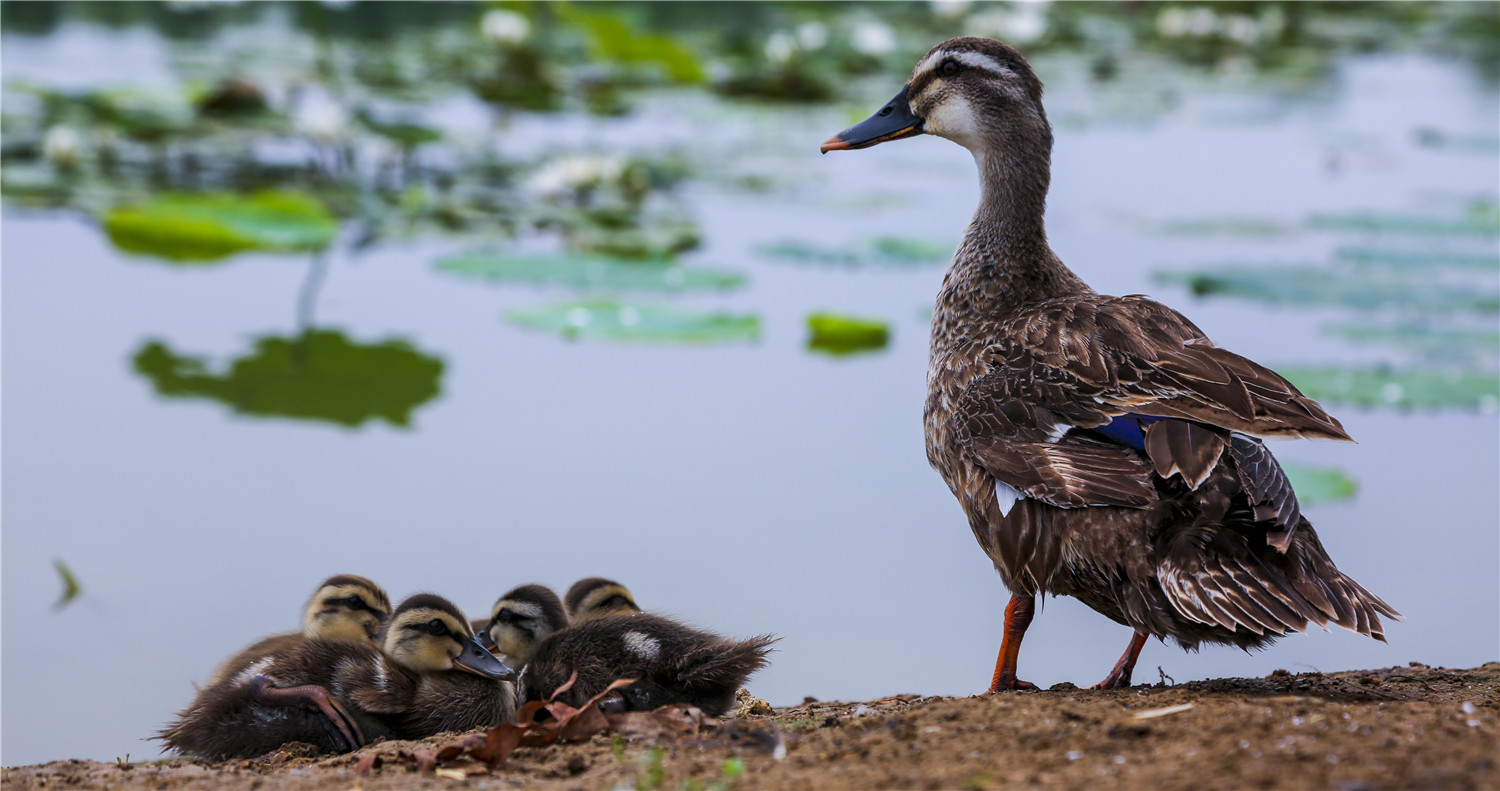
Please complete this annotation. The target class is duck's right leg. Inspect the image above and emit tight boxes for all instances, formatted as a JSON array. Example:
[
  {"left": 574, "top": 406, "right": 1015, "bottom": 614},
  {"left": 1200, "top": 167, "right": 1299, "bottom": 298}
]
[
  {"left": 987, "top": 594, "right": 1038, "bottom": 692},
  {"left": 249, "top": 675, "right": 365, "bottom": 752}
]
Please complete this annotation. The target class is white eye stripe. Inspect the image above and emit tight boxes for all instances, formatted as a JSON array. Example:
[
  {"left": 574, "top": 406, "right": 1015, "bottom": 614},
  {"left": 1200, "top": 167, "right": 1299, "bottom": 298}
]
[{"left": 916, "top": 50, "right": 1015, "bottom": 81}]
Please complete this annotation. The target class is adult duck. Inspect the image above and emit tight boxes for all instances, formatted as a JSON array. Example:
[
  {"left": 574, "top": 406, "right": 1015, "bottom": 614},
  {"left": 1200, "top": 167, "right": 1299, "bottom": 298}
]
[{"left": 821, "top": 37, "right": 1397, "bottom": 691}]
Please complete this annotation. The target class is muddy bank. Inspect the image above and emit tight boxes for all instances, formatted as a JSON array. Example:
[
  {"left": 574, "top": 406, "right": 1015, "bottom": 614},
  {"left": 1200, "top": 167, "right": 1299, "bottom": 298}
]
[{"left": 7, "top": 662, "right": 1497, "bottom": 790}]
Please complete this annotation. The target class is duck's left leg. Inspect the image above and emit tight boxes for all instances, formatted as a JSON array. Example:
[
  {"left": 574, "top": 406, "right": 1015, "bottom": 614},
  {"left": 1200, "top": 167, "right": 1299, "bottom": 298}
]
[
  {"left": 1087, "top": 631, "right": 1148, "bottom": 690},
  {"left": 987, "top": 594, "right": 1039, "bottom": 692},
  {"left": 249, "top": 674, "right": 365, "bottom": 752}
]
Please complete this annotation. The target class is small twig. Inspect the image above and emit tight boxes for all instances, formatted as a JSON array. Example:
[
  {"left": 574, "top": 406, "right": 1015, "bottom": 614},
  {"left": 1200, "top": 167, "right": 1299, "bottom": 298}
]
[{"left": 1157, "top": 666, "right": 1175, "bottom": 687}]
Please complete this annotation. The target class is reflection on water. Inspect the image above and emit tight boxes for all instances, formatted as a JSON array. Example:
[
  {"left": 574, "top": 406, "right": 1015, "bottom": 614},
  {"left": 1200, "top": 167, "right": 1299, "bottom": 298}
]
[
  {"left": 132, "top": 329, "right": 445, "bottom": 429},
  {"left": 2, "top": 1, "right": 1498, "bottom": 769}
]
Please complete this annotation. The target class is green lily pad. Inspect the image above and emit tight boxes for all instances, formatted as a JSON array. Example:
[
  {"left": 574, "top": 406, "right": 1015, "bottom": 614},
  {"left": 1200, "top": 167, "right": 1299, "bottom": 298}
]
[
  {"left": 505, "top": 299, "right": 759, "bottom": 344},
  {"left": 52, "top": 559, "right": 82, "bottom": 612},
  {"left": 355, "top": 109, "right": 442, "bottom": 148},
  {"left": 757, "top": 236, "right": 953, "bottom": 268},
  {"left": 1334, "top": 246, "right": 1500, "bottom": 270},
  {"left": 1283, "top": 464, "right": 1359, "bottom": 505},
  {"left": 132, "top": 330, "right": 444, "bottom": 428},
  {"left": 806, "top": 312, "right": 891, "bottom": 357},
  {"left": 559, "top": 5, "right": 705, "bottom": 84},
  {"left": 1280, "top": 365, "right": 1500, "bottom": 410},
  {"left": 1307, "top": 203, "right": 1499, "bottom": 236},
  {"left": 1414, "top": 127, "right": 1500, "bottom": 153},
  {"left": 436, "top": 252, "right": 745, "bottom": 292},
  {"left": 1154, "top": 266, "right": 1499, "bottom": 313},
  {"left": 104, "top": 191, "right": 338, "bottom": 263},
  {"left": 1324, "top": 323, "right": 1500, "bottom": 359},
  {"left": 1132, "top": 217, "right": 1292, "bottom": 236}
]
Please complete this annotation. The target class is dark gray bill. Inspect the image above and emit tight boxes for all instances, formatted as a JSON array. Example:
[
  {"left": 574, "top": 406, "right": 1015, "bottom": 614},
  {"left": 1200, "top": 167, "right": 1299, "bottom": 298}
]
[
  {"left": 821, "top": 84, "right": 923, "bottom": 153},
  {"left": 454, "top": 635, "right": 516, "bottom": 679}
]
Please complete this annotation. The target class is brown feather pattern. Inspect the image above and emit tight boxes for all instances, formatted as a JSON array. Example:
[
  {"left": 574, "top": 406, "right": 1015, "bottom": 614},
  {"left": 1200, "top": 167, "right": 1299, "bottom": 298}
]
[{"left": 904, "top": 35, "right": 1393, "bottom": 658}]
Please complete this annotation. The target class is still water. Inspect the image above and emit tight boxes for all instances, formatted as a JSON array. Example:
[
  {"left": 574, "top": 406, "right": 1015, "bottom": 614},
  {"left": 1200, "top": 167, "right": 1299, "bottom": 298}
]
[{"left": 3, "top": 17, "right": 1498, "bottom": 767}]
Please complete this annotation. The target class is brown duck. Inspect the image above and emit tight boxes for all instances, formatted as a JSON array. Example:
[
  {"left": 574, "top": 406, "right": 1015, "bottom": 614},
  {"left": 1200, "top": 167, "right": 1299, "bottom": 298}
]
[{"left": 822, "top": 37, "right": 1397, "bottom": 691}]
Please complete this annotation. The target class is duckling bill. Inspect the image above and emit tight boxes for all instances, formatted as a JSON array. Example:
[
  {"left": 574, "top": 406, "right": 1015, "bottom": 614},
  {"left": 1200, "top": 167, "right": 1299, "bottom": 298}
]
[{"left": 823, "top": 37, "right": 1396, "bottom": 691}]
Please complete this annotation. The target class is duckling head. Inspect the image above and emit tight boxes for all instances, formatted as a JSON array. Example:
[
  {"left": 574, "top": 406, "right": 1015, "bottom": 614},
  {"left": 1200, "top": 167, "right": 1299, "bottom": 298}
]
[
  {"left": 565, "top": 577, "right": 640, "bottom": 624},
  {"left": 477, "top": 584, "right": 568, "bottom": 666},
  {"left": 300, "top": 574, "right": 392, "bottom": 643},
  {"left": 820, "top": 36, "right": 1049, "bottom": 161},
  {"left": 384, "top": 593, "right": 515, "bottom": 679}
]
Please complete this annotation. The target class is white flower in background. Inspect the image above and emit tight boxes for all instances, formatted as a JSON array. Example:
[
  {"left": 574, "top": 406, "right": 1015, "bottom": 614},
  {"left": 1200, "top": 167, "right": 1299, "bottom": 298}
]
[
  {"left": 966, "top": 2, "right": 1049, "bottom": 46},
  {"left": 796, "top": 22, "right": 829, "bottom": 51},
  {"left": 1157, "top": 8, "right": 1188, "bottom": 38},
  {"left": 43, "top": 125, "right": 82, "bottom": 168},
  {"left": 929, "top": 0, "right": 973, "bottom": 20},
  {"left": 481, "top": 9, "right": 530, "bottom": 46},
  {"left": 1223, "top": 15, "right": 1259, "bottom": 44},
  {"left": 295, "top": 98, "right": 350, "bottom": 141},
  {"left": 526, "top": 154, "right": 627, "bottom": 198},
  {"left": 850, "top": 20, "right": 897, "bottom": 55},
  {"left": 764, "top": 30, "right": 796, "bottom": 65}
]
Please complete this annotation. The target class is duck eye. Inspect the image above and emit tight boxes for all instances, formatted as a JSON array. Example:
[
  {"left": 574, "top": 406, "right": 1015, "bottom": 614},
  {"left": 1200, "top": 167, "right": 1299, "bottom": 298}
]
[
  {"left": 939, "top": 59, "right": 962, "bottom": 77},
  {"left": 425, "top": 618, "right": 446, "bottom": 635},
  {"left": 345, "top": 596, "right": 367, "bottom": 611}
]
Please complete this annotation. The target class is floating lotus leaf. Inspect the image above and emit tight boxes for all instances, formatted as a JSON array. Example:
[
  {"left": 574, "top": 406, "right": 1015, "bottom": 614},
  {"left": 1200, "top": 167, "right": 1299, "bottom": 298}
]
[
  {"left": 1281, "top": 365, "right": 1499, "bottom": 410},
  {"left": 1283, "top": 464, "right": 1359, "bottom": 505},
  {"left": 505, "top": 299, "right": 759, "bottom": 344},
  {"left": 1415, "top": 128, "right": 1500, "bottom": 153},
  {"left": 1334, "top": 246, "right": 1500, "bottom": 270},
  {"left": 1307, "top": 203, "right": 1499, "bottom": 236},
  {"left": 436, "top": 252, "right": 745, "bottom": 292},
  {"left": 1133, "top": 217, "right": 1291, "bottom": 236},
  {"left": 757, "top": 236, "right": 953, "bottom": 268},
  {"left": 559, "top": 5, "right": 705, "bottom": 84},
  {"left": 1324, "top": 322, "right": 1500, "bottom": 361},
  {"left": 132, "top": 330, "right": 444, "bottom": 428},
  {"left": 806, "top": 312, "right": 891, "bottom": 357},
  {"left": 104, "top": 190, "right": 338, "bottom": 263},
  {"left": 1154, "top": 266, "right": 1499, "bottom": 313}
]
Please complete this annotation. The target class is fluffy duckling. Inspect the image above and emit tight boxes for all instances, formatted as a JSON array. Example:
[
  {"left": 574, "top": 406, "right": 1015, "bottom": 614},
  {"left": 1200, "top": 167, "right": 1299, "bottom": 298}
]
[
  {"left": 498, "top": 588, "right": 774, "bottom": 717},
  {"left": 476, "top": 584, "right": 570, "bottom": 668},
  {"left": 202, "top": 574, "right": 391, "bottom": 689},
  {"left": 565, "top": 577, "right": 642, "bottom": 623},
  {"left": 159, "top": 594, "right": 512, "bottom": 760},
  {"left": 336, "top": 593, "right": 518, "bottom": 738}
]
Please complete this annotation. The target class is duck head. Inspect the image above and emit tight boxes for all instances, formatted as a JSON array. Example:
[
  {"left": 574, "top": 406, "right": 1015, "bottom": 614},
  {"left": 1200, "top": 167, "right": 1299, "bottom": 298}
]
[
  {"left": 477, "top": 584, "right": 569, "bottom": 666},
  {"left": 820, "top": 36, "right": 1049, "bottom": 160},
  {"left": 300, "top": 574, "right": 392, "bottom": 642},
  {"left": 564, "top": 577, "right": 640, "bottom": 624},
  {"left": 385, "top": 593, "right": 515, "bottom": 679}
]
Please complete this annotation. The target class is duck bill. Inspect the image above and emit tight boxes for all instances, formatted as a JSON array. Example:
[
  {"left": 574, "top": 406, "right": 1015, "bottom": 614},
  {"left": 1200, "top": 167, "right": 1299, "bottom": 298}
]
[
  {"left": 820, "top": 84, "right": 924, "bottom": 153},
  {"left": 454, "top": 635, "right": 516, "bottom": 679}
]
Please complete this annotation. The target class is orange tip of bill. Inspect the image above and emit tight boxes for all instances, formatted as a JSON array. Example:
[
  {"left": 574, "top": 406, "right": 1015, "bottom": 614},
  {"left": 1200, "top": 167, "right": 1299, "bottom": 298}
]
[{"left": 819, "top": 135, "right": 851, "bottom": 154}]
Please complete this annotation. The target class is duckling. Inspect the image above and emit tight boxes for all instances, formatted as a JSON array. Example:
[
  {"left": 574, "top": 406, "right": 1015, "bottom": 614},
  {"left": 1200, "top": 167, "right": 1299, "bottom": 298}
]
[
  {"left": 565, "top": 577, "right": 642, "bottom": 623},
  {"left": 202, "top": 574, "right": 391, "bottom": 689},
  {"left": 159, "top": 635, "right": 391, "bottom": 760},
  {"left": 336, "top": 593, "right": 518, "bottom": 738},
  {"left": 476, "top": 584, "right": 570, "bottom": 668},
  {"left": 159, "top": 593, "right": 513, "bottom": 760},
  {"left": 822, "top": 37, "right": 1397, "bottom": 691},
  {"left": 511, "top": 606, "right": 776, "bottom": 717}
]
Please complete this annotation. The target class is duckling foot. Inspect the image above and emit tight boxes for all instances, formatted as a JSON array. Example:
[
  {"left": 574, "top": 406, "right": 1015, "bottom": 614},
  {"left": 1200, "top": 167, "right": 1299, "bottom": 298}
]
[
  {"left": 249, "top": 675, "right": 365, "bottom": 752},
  {"left": 1086, "top": 631, "right": 1148, "bottom": 690}
]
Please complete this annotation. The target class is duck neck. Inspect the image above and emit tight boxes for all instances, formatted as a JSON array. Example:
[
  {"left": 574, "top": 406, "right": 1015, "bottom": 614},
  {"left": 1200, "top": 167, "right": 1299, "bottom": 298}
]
[{"left": 941, "top": 141, "right": 1091, "bottom": 323}]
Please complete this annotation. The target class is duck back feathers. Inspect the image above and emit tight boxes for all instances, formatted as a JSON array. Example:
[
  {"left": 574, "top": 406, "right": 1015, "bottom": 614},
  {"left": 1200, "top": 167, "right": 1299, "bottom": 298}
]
[{"left": 521, "top": 613, "right": 775, "bottom": 717}]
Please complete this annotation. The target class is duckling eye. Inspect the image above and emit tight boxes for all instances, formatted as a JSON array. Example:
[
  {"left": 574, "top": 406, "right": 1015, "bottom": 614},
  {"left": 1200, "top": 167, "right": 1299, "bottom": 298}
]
[
  {"left": 496, "top": 609, "right": 527, "bottom": 625},
  {"left": 344, "top": 595, "right": 367, "bottom": 611},
  {"left": 939, "top": 59, "right": 962, "bottom": 78},
  {"left": 424, "top": 618, "right": 447, "bottom": 636}
]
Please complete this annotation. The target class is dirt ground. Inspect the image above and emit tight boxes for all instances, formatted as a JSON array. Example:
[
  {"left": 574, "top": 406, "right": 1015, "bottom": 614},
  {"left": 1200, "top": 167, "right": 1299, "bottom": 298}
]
[{"left": 7, "top": 662, "right": 1497, "bottom": 791}]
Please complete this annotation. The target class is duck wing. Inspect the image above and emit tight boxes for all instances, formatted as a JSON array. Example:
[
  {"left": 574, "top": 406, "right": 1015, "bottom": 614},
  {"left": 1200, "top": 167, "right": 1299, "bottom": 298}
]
[{"left": 952, "top": 295, "right": 1347, "bottom": 510}]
